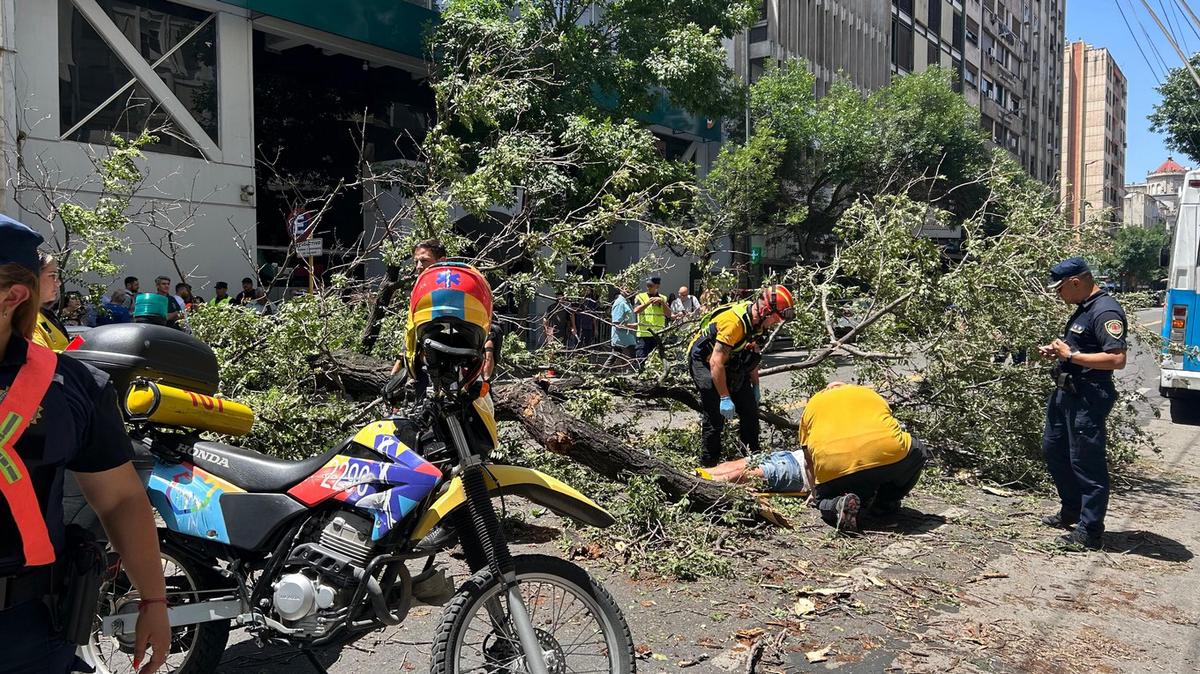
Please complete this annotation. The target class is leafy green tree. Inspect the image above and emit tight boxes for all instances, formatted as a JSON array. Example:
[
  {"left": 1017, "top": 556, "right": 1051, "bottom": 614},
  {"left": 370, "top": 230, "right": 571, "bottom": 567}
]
[
  {"left": 705, "top": 63, "right": 996, "bottom": 258},
  {"left": 1149, "top": 54, "right": 1200, "bottom": 165},
  {"left": 1102, "top": 224, "right": 1169, "bottom": 289}
]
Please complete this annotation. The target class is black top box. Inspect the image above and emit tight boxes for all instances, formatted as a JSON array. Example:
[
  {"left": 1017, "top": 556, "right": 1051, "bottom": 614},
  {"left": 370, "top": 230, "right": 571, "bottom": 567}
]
[{"left": 67, "top": 324, "right": 220, "bottom": 395}]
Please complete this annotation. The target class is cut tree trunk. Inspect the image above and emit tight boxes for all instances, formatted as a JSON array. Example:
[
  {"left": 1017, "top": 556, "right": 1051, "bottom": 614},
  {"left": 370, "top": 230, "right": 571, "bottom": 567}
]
[{"left": 311, "top": 351, "right": 786, "bottom": 523}]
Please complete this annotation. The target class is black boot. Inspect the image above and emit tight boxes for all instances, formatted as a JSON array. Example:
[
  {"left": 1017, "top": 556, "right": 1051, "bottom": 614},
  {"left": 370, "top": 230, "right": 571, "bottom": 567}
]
[
  {"left": 1041, "top": 511, "right": 1079, "bottom": 529},
  {"left": 1055, "top": 527, "right": 1102, "bottom": 551}
]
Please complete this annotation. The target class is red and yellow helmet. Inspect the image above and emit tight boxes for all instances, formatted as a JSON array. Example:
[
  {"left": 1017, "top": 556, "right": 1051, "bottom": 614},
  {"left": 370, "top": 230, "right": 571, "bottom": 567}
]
[
  {"left": 405, "top": 262, "right": 493, "bottom": 364},
  {"left": 762, "top": 284, "right": 795, "bottom": 320}
]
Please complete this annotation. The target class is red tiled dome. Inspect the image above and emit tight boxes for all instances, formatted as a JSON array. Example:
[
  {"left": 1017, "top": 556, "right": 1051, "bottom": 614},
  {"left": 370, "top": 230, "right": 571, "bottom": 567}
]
[{"left": 1152, "top": 157, "right": 1187, "bottom": 174}]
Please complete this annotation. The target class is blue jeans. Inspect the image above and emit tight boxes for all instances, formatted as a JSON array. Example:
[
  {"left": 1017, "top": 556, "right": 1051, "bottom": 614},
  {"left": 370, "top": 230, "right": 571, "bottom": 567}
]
[
  {"left": 1042, "top": 381, "right": 1117, "bottom": 539},
  {"left": 759, "top": 452, "right": 806, "bottom": 492}
]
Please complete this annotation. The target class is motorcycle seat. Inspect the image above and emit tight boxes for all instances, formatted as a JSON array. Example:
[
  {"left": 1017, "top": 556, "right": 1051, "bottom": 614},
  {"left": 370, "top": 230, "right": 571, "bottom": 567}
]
[{"left": 186, "top": 440, "right": 344, "bottom": 493}]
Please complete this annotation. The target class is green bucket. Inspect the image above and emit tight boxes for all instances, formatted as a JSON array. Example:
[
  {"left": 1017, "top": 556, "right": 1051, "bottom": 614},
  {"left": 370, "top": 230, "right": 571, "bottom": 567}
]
[{"left": 133, "top": 292, "right": 168, "bottom": 319}]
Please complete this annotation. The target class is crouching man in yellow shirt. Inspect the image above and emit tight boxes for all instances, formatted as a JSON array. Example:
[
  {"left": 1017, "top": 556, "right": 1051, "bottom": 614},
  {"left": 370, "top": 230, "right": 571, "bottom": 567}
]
[{"left": 702, "top": 382, "right": 928, "bottom": 532}]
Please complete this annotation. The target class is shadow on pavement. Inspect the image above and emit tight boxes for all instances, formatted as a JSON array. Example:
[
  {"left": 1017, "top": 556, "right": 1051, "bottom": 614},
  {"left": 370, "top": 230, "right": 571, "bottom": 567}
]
[
  {"left": 220, "top": 641, "right": 335, "bottom": 673},
  {"left": 859, "top": 507, "right": 948, "bottom": 535},
  {"left": 1102, "top": 530, "right": 1194, "bottom": 562}
]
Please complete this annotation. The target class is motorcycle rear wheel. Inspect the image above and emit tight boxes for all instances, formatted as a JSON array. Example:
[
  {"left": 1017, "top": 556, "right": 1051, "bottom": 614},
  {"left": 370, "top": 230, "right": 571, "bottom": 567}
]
[
  {"left": 430, "top": 554, "right": 635, "bottom": 674},
  {"left": 81, "top": 542, "right": 231, "bottom": 674}
]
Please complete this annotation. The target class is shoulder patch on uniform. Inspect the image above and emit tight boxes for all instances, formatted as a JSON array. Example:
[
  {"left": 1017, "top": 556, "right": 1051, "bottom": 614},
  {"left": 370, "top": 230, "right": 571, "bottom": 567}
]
[{"left": 1104, "top": 319, "right": 1124, "bottom": 338}]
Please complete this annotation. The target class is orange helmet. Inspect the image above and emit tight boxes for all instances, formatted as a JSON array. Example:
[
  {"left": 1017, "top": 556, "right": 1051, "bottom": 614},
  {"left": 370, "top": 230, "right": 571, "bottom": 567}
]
[{"left": 761, "top": 284, "right": 795, "bottom": 320}]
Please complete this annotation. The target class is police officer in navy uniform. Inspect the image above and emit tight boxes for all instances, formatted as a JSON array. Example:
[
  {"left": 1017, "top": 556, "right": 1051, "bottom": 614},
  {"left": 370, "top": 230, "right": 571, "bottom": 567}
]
[
  {"left": 1037, "top": 257, "right": 1128, "bottom": 550},
  {"left": 0, "top": 217, "right": 171, "bottom": 673}
]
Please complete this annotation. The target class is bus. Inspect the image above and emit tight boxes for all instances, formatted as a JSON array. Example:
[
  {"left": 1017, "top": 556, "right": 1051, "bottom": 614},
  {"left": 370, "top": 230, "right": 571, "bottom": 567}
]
[{"left": 1161, "top": 170, "right": 1200, "bottom": 417}]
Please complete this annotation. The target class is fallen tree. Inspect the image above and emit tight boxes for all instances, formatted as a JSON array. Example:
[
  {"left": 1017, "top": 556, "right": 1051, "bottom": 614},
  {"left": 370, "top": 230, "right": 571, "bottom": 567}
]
[{"left": 312, "top": 350, "right": 762, "bottom": 520}]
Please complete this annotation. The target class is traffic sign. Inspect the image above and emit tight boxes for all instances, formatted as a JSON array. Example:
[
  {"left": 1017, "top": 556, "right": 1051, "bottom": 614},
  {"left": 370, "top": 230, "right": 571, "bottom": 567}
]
[
  {"left": 288, "top": 209, "right": 318, "bottom": 242},
  {"left": 295, "top": 238, "right": 323, "bottom": 257}
]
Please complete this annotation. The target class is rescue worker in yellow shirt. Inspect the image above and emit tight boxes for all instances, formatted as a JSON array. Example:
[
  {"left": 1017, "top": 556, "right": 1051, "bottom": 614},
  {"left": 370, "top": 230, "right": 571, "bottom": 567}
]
[
  {"left": 798, "top": 382, "right": 929, "bottom": 532},
  {"left": 688, "top": 285, "right": 794, "bottom": 466},
  {"left": 32, "top": 252, "right": 70, "bottom": 351}
]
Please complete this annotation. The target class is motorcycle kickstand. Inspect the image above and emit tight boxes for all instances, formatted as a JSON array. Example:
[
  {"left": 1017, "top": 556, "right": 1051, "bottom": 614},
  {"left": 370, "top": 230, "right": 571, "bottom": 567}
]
[{"left": 302, "top": 649, "right": 329, "bottom": 674}]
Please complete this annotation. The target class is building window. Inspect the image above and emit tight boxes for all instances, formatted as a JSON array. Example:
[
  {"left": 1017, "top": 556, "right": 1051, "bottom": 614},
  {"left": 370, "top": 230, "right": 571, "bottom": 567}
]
[
  {"left": 892, "top": 18, "right": 914, "bottom": 71},
  {"left": 749, "top": 24, "right": 768, "bottom": 42},
  {"left": 966, "top": 16, "right": 979, "bottom": 44},
  {"left": 928, "top": 39, "right": 940, "bottom": 68},
  {"left": 952, "top": 11, "right": 964, "bottom": 51},
  {"left": 894, "top": 0, "right": 914, "bottom": 15},
  {"left": 952, "top": 57, "right": 962, "bottom": 92},
  {"left": 928, "top": 0, "right": 942, "bottom": 31},
  {"left": 964, "top": 63, "right": 979, "bottom": 88},
  {"left": 749, "top": 57, "right": 766, "bottom": 83},
  {"left": 59, "top": 0, "right": 218, "bottom": 156}
]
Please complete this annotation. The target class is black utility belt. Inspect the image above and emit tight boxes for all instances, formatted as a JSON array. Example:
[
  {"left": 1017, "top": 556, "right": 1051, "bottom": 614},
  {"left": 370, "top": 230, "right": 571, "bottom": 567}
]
[
  {"left": 0, "top": 565, "right": 55, "bottom": 611},
  {"left": 0, "top": 526, "right": 105, "bottom": 644},
  {"left": 1052, "top": 371, "right": 1112, "bottom": 392}
]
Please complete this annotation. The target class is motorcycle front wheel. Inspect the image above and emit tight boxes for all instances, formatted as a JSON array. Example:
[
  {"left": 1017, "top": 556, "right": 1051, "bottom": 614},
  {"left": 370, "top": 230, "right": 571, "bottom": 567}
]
[
  {"left": 80, "top": 542, "right": 231, "bottom": 674},
  {"left": 430, "top": 554, "right": 635, "bottom": 674}
]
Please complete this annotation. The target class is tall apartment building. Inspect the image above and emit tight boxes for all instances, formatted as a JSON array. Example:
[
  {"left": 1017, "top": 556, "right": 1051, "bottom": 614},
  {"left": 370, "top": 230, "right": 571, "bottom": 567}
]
[
  {"left": 892, "top": 1, "right": 1066, "bottom": 187},
  {"left": 1061, "top": 41, "right": 1128, "bottom": 225},
  {"left": 733, "top": 1, "right": 1066, "bottom": 186},
  {"left": 890, "top": 0, "right": 1065, "bottom": 186},
  {"left": 730, "top": 0, "right": 891, "bottom": 93}
]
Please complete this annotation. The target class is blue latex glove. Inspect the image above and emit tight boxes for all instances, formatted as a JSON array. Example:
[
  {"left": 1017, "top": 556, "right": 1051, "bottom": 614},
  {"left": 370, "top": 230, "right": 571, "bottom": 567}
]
[
  {"left": 754, "top": 385, "right": 761, "bottom": 404},
  {"left": 719, "top": 396, "right": 737, "bottom": 418}
]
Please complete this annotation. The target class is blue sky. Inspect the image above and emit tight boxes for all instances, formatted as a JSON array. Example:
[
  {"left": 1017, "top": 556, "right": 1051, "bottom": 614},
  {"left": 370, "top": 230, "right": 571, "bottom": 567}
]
[{"left": 1066, "top": 0, "right": 1198, "bottom": 180}]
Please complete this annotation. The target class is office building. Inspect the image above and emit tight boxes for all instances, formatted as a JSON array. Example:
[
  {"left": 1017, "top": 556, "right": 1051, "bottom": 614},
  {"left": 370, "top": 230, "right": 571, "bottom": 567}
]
[{"left": 1061, "top": 40, "right": 1128, "bottom": 225}]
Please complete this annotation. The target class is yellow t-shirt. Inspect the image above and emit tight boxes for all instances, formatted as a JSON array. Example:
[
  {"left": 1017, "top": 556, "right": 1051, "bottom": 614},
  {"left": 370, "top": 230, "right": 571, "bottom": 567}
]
[
  {"left": 799, "top": 385, "right": 912, "bottom": 484},
  {"left": 33, "top": 310, "right": 71, "bottom": 352}
]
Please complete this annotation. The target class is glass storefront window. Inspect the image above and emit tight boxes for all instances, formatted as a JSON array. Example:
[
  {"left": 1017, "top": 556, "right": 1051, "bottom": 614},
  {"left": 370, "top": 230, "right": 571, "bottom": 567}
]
[{"left": 58, "top": 0, "right": 218, "bottom": 156}]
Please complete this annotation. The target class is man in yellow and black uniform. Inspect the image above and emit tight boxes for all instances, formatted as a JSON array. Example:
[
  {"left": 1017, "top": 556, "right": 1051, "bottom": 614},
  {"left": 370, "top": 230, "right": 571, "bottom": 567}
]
[
  {"left": 799, "top": 383, "right": 929, "bottom": 532},
  {"left": 0, "top": 216, "right": 171, "bottom": 673},
  {"left": 689, "top": 286, "right": 794, "bottom": 467}
]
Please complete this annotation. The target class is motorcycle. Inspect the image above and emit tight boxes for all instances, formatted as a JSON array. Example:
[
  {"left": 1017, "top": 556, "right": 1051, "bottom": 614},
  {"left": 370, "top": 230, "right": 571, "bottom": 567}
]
[{"left": 77, "top": 329, "right": 635, "bottom": 674}]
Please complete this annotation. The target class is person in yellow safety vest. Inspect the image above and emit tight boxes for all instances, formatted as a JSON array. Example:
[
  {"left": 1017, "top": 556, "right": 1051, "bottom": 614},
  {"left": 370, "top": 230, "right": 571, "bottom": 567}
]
[
  {"left": 688, "top": 285, "right": 794, "bottom": 467},
  {"left": 32, "top": 252, "right": 70, "bottom": 352},
  {"left": 0, "top": 216, "right": 171, "bottom": 673},
  {"left": 632, "top": 276, "right": 673, "bottom": 371}
]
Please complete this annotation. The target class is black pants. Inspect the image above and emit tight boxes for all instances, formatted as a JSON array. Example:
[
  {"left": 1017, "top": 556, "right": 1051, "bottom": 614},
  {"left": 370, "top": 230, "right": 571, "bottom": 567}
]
[
  {"left": 0, "top": 600, "right": 80, "bottom": 673},
  {"left": 1042, "top": 381, "right": 1117, "bottom": 539},
  {"left": 635, "top": 336, "right": 661, "bottom": 371},
  {"left": 813, "top": 439, "right": 929, "bottom": 526},
  {"left": 690, "top": 358, "right": 759, "bottom": 466}
]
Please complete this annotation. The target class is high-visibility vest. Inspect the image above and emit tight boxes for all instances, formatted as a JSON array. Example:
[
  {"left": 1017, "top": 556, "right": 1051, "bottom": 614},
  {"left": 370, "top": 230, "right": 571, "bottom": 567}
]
[
  {"left": 634, "top": 292, "right": 668, "bottom": 337},
  {"left": 687, "top": 302, "right": 757, "bottom": 361},
  {"left": 33, "top": 310, "right": 70, "bottom": 352},
  {"left": 0, "top": 340, "right": 59, "bottom": 566}
]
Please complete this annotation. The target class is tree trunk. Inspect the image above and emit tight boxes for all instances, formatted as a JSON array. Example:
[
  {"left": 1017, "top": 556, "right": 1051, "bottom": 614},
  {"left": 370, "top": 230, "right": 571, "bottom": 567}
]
[
  {"left": 360, "top": 265, "right": 403, "bottom": 354},
  {"left": 311, "top": 351, "right": 786, "bottom": 522}
]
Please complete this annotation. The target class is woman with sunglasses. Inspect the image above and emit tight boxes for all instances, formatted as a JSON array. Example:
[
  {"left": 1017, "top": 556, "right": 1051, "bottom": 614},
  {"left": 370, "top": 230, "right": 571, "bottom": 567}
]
[{"left": 686, "top": 285, "right": 795, "bottom": 467}]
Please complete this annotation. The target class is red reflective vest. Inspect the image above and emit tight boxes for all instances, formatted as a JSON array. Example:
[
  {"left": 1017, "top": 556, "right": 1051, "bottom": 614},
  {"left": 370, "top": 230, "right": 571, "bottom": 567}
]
[{"left": 0, "top": 340, "right": 58, "bottom": 567}]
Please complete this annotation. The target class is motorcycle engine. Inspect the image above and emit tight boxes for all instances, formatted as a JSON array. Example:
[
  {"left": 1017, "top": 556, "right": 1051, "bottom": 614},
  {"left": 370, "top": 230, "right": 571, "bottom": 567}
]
[{"left": 270, "top": 512, "right": 375, "bottom": 637}]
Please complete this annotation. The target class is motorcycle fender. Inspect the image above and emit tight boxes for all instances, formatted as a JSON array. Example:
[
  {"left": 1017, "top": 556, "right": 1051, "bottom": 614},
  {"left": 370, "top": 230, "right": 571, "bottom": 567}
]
[{"left": 409, "top": 465, "right": 614, "bottom": 542}]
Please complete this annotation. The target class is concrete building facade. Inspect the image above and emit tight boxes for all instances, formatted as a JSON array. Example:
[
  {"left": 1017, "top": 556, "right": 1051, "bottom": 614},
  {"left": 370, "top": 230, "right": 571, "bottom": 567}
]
[
  {"left": 0, "top": 0, "right": 718, "bottom": 306},
  {"left": 1124, "top": 157, "right": 1189, "bottom": 230},
  {"left": 730, "top": 0, "right": 892, "bottom": 92},
  {"left": 1061, "top": 40, "right": 1128, "bottom": 225}
]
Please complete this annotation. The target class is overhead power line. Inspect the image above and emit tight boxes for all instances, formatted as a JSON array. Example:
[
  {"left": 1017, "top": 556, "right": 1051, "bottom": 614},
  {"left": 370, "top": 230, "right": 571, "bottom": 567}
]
[{"left": 1140, "top": 0, "right": 1200, "bottom": 89}]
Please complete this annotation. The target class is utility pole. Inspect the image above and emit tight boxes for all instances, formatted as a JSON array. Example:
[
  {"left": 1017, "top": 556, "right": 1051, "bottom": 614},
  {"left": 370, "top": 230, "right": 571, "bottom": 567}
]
[
  {"left": 1178, "top": 0, "right": 1200, "bottom": 36},
  {"left": 1140, "top": 0, "right": 1200, "bottom": 90}
]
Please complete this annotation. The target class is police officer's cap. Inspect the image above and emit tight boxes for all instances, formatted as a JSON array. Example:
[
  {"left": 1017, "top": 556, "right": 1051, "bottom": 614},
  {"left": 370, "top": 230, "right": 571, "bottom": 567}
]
[
  {"left": 0, "top": 215, "right": 44, "bottom": 273},
  {"left": 647, "top": 276, "right": 662, "bottom": 286},
  {"left": 1047, "top": 256, "right": 1091, "bottom": 290}
]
